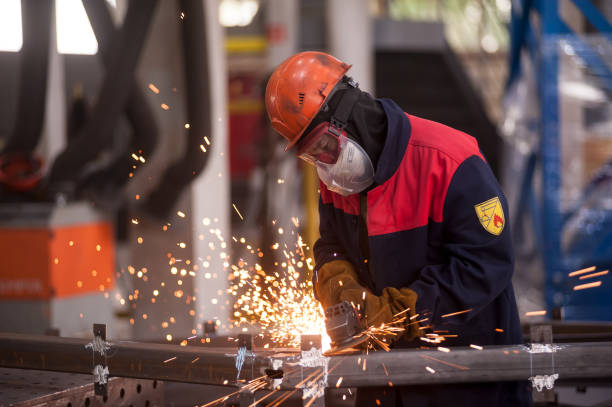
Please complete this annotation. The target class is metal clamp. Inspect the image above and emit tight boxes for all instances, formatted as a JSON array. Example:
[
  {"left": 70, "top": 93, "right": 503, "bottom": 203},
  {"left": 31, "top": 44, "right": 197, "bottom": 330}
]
[
  {"left": 299, "top": 334, "right": 327, "bottom": 407},
  {"left": 235, "top": 333, "right": 254, "bottom": 382},
  {"left": 528, "top": 325, "right": 558, "bottom": 395},
  {"left": 530, "top": 373, "right": 559, "bottom": 392},
  {"left": 85, "top": 323, "right": 110, "bottom": 397}
]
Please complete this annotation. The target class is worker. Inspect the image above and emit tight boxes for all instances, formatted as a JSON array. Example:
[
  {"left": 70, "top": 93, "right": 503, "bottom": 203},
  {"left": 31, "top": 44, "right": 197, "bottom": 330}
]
[{"left": 265, "top": 51, "right": 532, "bottom": 406}]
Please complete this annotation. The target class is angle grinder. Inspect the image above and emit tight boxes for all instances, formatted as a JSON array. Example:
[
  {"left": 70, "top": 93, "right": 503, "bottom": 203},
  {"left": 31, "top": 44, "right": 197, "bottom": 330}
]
[{"left": 324, "top": 301, "right": 369, "bottom": 355}]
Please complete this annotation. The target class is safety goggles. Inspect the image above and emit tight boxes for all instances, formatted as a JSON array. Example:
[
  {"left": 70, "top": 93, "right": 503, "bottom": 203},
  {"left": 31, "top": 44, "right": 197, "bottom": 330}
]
[{"left": 297, "top": 122, "right": 344, "bottom": 165}]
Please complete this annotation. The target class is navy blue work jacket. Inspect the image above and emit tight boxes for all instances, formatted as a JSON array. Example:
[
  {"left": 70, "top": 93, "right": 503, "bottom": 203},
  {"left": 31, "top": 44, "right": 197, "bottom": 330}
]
[{"left": 313, "top": 99, "right": 532, "bottom": 406}]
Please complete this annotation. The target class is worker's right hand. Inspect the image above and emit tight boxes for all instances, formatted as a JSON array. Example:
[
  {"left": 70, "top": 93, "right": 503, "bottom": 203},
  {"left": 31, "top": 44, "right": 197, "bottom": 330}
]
[
  {"left": 315, "top": 259, "right": 420, "bottom": 343},
  {"left": 338, "top": 286, "right": 420, "bottom": 342}
]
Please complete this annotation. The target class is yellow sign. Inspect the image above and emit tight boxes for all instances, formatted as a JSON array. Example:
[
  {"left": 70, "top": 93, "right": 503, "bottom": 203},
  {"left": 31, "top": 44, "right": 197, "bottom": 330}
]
[{"left": 474, "top": 197, "right": 505, "bottom": 236}]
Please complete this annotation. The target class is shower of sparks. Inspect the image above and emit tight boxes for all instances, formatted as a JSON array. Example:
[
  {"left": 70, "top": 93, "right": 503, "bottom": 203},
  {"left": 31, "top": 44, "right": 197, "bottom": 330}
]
[
  {"left": 250, "top": 388, "right": 282, "bottom": 407},
  {"left": 148, "top": 83, "right": 159, "bottom": 94},
  {"left": 177, "top": 211, "right": 186, "bottom": 218},
  {"left": 470, "top": 344, "right": 483, "bottom": 350},
  {"left": 441, "top": 308, "right": 472, "bottom": 318},
  {"left": 294, "top": 368, "right": 323, "bottom": 389},
  {"left": 161, "top": 103, "right": 169, "bottom": 110},
  {"left": 336, "top": 377, "right": 343, "bottom": 387},
  {"left": 393, "top": 308, "right": 411, "bottom": 318},
  {"left": 200, "top": 389, "right": 242, "bottom": 407},
  {"left": 200, "top": 144, "right": 207, "bottom": 152},
  {"left": 364, "top": 320, "right": 407, "bottom": 351},
  {"left": 291, "top": 217, "right": 300, "bottom": 228},
  {"left": 299, "top": 359, "right": 345, "bottom": 407},
  {"left": 204, "top": 136, "right": 211, "bottom": 146},
  {"left": 163, "top": 356, "right": 177, "bottom": 363},
  {"left": 437, "top": 346, "right": 450, "bottom": 353},
  {"left": 269, "top": 388, "right": 300, "bottom": 407},
  {"left": 227, "top": 223, "right": 327, "bottom": 349},
  {"left": 304, "top": 395, "right": 323, "bottom": 407},
  {"left": 420, "top": 354, "right": 469, "bottom": 371},
  {"left": 569, "top": 265, "right": 596, "bottom": 277},
  {"left": 573, "top": 281, "right": 602, "bottom": 291},
  {"left": 425, "top": 366, "right": 436, "bottom": 374},
  {"left": 232, "top": 204, "right": 244, "bottom": 220},
  {"left": 242, "top": 375, "right": 271, "bottom": 393},
  {"left": 525, "top": 310, "right": 547, "bottom": 317},
  {"left": 579, "top": 270, "right": 608, "bottom": 280}
]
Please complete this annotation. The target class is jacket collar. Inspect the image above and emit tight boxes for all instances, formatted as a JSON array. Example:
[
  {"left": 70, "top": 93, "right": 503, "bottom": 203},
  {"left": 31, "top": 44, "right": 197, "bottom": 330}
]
[{"left": 372, "top": 98, "right": 412, "bottom": 186}]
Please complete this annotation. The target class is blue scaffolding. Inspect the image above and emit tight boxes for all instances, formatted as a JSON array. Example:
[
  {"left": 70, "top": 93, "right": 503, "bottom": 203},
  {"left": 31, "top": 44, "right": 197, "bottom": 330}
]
[{"left": 507, "top": 0, "right": 612, "bottom": 321}]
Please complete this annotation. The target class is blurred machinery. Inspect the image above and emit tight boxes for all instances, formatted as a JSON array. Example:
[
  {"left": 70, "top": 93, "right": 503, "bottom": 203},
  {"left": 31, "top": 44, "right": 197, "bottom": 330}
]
[
  {"left": 506, "top": 0, "right": 612, "bottom": 321},
  {"left": 0, "top": 203, "right": 115, "bottom": 336},
  {"left": 0, "top": 0, "right": 229, "bottom": 339},
  {"left": 2, "top": 0, "right": 612, "bottom": 405},
  {"left": 374, "top": 19, "right": 503, "bottom": 176}
]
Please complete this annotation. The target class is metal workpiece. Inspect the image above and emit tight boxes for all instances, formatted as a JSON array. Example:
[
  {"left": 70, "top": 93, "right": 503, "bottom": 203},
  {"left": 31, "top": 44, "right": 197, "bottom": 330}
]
[
  {"left": 0, "top": 332, "right": 272, "bottom": 387},
  {"left": 3, "top": 331, "right": 612, "bottom": 391},
  {"left": 0, "top": 367, "right": 163, "bottom": 407},
  {"left": 278, "top": 342, "right": 612, "bottom": 389}
]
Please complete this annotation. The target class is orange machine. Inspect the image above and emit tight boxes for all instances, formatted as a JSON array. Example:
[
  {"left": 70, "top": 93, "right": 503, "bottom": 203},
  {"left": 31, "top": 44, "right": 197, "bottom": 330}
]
[{"left": 0, "top": 220, "right": 115, "bottom": 300}]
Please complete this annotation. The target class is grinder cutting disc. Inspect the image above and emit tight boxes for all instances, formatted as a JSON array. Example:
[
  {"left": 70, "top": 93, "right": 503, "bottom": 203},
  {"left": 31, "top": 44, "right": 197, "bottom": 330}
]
[
  {"left": 324, "top": 333, "right": 369, "bottom": 356},
  {"left": 323, "top": 301, "right": 369, "bottom": 355}
]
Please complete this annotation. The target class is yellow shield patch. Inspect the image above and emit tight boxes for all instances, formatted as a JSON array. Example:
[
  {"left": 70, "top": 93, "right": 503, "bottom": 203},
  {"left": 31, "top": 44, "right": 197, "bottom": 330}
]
[{"left": 474, "top": 196, "right": 505, "bottom": 236}]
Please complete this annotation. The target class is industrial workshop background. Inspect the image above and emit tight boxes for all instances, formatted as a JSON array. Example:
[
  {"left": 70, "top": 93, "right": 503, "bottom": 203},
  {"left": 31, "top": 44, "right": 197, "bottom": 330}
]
[{"left": 0, "top": 0, "right": 611, "bottom": 406}]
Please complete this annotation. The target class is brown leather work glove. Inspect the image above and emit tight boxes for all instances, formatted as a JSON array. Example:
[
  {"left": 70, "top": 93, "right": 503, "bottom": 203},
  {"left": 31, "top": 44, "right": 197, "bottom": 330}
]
[
  {"left": 314, "top": 259, "right": 365, "bottom": 310},
  {"left": 315, "top": 260, "right": 420, "bottom": 342},
  {"left": 339, "top": 286, "right": 420, "bottom": 342}
]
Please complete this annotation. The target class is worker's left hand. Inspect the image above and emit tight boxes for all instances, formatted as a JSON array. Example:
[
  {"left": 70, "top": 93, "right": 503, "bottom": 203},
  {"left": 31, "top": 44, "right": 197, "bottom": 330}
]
[{"left": 339, "top": 285, "right": 420, "bottom": 342}]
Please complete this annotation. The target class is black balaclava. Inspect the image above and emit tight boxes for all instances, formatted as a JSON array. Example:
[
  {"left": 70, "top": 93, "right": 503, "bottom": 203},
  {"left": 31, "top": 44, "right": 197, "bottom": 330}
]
[{"left": 302, "top": 77, "right": 388, "bottom": 170}]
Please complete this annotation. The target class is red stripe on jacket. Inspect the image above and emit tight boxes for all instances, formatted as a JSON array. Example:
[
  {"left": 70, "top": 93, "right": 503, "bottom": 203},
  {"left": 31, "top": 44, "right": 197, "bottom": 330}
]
[
  {"left": 367, "top": 114, "right": 483, "bottom": 236},
  {"left": 319, "top": 114, "right": 483, "bottom": 234},
  {"left": 320, "top": 182, "right": 360, "bottom": 215}
]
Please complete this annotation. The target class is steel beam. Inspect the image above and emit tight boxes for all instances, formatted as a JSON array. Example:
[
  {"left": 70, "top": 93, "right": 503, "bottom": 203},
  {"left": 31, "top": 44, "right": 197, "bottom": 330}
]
[
  {"left": 281, "top": 342, "right": 612, "bottom": 388},
  {"left": 0, "top": 332, "right": 269, "bottom": 387},
  {"left": 2, "top": 332, "right": 612, "bottom": 389}
]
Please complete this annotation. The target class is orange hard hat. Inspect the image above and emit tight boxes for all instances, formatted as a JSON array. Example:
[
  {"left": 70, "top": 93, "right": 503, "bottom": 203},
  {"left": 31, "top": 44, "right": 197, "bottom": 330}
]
[{"left": 265, "top": 51, "right": 351, "bottom": 150}]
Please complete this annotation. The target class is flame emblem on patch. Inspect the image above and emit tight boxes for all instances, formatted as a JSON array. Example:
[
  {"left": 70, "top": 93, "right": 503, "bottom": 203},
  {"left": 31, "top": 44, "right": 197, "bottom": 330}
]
[{"left": 474, "top": 196, "right": 505, "bottom": 236}]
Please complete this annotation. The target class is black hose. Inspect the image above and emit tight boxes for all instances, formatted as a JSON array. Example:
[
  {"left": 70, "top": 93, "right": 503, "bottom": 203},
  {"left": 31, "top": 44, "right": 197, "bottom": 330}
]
[
  {"left": 47, "top": 0, "right": 158, "bottom": 194},
  {"left": 3, "top": 0, "right": 52, "bottom": 154},
  {"left": 77, "top": 0, "right": 159, "bottom": 192},
  {"left": 144, "top": 0, "right": 212, "bottom": 219}
]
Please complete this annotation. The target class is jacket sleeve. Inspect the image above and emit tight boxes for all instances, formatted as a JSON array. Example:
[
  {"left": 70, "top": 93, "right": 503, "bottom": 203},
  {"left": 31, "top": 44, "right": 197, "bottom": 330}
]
[
  {"left": 409, "top": 155, "right": 515, "bottom": 325},
  {"left": 313, "top": 195, "right": 348, "bottom": 270}
]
